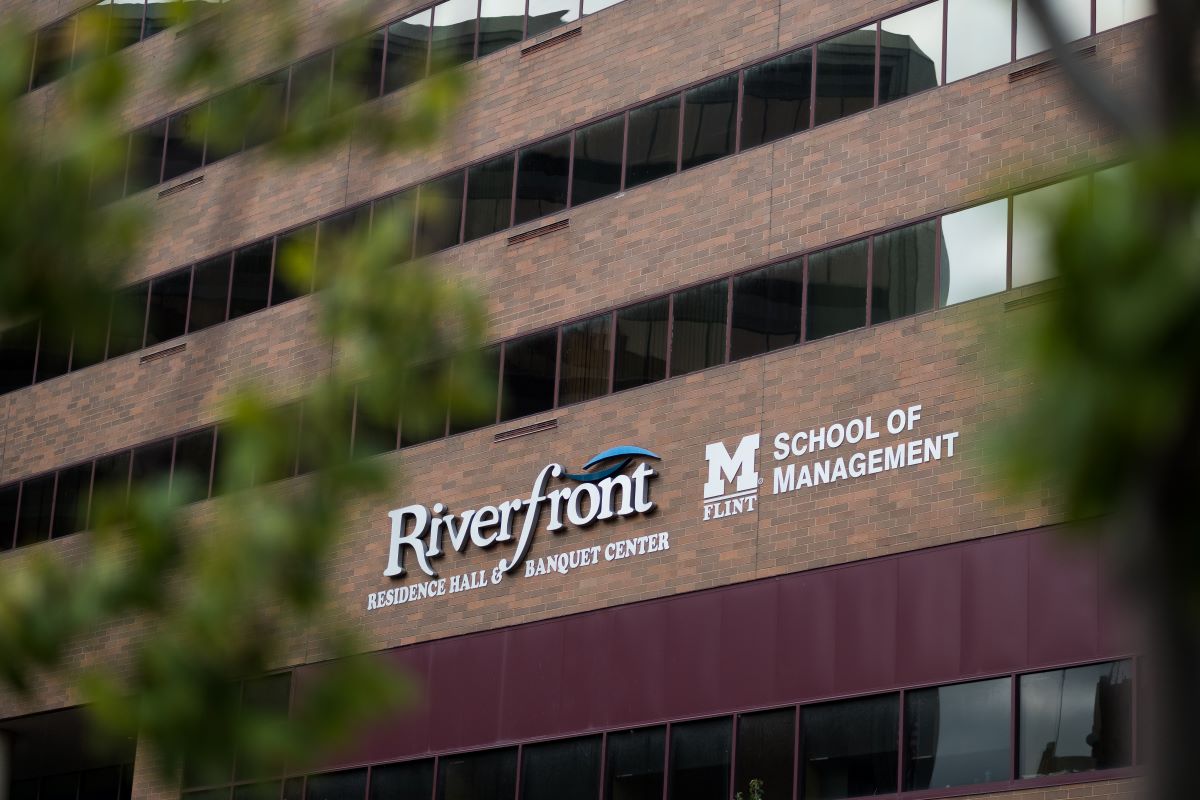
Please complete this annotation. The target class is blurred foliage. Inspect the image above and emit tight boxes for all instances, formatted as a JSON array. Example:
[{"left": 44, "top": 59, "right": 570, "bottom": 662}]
[{"left": 0, "top": 0, "right": 492, "bottom": 786}]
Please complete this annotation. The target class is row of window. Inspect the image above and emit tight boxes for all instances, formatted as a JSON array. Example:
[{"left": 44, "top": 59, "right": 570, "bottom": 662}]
[
  {"left": 180, "top": 659, "right": 1134, "bottom": 800},
  {"left": 0, "top": 170, "right": 1115, "bottom": 554},
  {"left": 10, "top": 764, "right": 134, "bottom": 800}
]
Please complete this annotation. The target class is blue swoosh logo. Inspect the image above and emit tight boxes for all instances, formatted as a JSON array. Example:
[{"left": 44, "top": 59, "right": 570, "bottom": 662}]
[{"left": 563, "top": 445, "right": 661, "bottom": 483}]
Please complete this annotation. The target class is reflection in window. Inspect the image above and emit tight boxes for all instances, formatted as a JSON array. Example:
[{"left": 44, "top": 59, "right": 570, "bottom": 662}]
[
  {"left": 670, "top": 280, "right": 727, "bottom": 377},
  {"left": 163, "top": 107, "right": 206, "bottom": 182},
  {"left": 104, "top": 0, "right": 147, "bottom": 52},
  {"left": 305, "top": 769, "right": 367, "bottom": 800},
  {"left": 940, "top": 198, "right": 1008, "bottom": 305},
  {"left": 431, "top": 0, "right": 477, "bottom": 71},
  {"left": 514, "top": 135, "right": 571, "bottom": 225},
  {"left": 1017, "top": 0, "right": 1091, "bottom": 59},
  {"left": 1012, "top": 177, "right": 1087, "bottom": 287},
  {"left": 735, "top": 709, "right": 795, "bottom": 800},
  {"left": 682, "top": 75, "right": 737, "bottom": 170},
  {"left": 522, "top": 736, "right": 601, "bottom": 800},
  {"left": 669, "top": 717, "right": 731, "bottom": 800},
  {"left": 501, "top": 331, "right": 557, "bottom": 421},
  {"left": 572, "top": 115, "right": 625, "bottom": 205},
  {"left": 437, "top": 748, "right": 517, "bottom": 800},
  {"left": 32, "top": 18, "right": 76, "bottom": 89},
  {"left": 466, "top": 154, "right": 515, "bottom": 241},
  {"left": 584, "top": 0, "right": 623, "bottom": 13},
  {"left": 626, "top": 97, "right": 680, "bottom": 189},
  {"left": 143, "top": 0, "right": 174, "bottom": 39},
  {"left": 479, "top": 0, "right": 525, "bottom": 57},
  {"left": 606, "top": 727, "right": 665, "bottom": 800},
  {"left": 243, "top": 71, "right": 289, "bottom": 150},
  {"left": 814, "top": 27, "right": 877, "bottom": 126},
  {"left": 527, "top": 0, "right": 580, "bottom": 39},
  {"left": 879, "top": 1, "right": 942, "bottom": 104},
  {"left": 803, "top": 694, "right": 899, "bottom": 800},
  {"left": 559, "top": 314, "right": 611, "bottom": 406},
  {"left": 905, "top": 678, "right": 1011, "bottom": 790},
  {"left": 416, "top": 171, "right": 465, "bottom": 255},
  {"left": 337, "top": 31, "right": 386, "bottom": 100},
  {"left": 288, "top": 51, "right": 334, "bottom": 124},
  {"left": 614, "top": 298, "right": 668, "bottom": 392},
  {"left": 146, "top": 269, "right": 191, "bottom": 346},
  {"left": 806, "top": 240, "right": 868, "bottom": 341},
  {"left": 730, "top": 257, "right": 804, "bottom": 360},
  {"left": 228, "top": 241, "right": 274, "bottom": 321},
  {"left": 871, "top": 220, "right": 936, "bottom": 323},
  {"left": 741, "top": 49, "right": 812, "bottom": 149},
  {"left": 946, "top": 0, "right": 1012, "bottom": 82},
  {"left": 369, "top": 760, "right": 435, "bottom": 800},
  {"left": 385, "top": 11, "right": 431, "bottom": 92},
  {"left": 1020, "top": 660, "right": 1133, "bottom": 777},
  {"left": 189, "top": 255, "right": 231, "bottom": 333},
  {"left": 1097, "top": 0, "right": 1153, "bottom": 31}
]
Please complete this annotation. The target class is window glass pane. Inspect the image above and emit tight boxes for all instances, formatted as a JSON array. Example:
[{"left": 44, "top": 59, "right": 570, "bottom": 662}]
[
  {"left": 514, "top": 134, "right": 571, "bottom": 225},
  {"left": 35, "top": 324, "right": 71, "bottom": 382},
  {"left": 668, "top": 717, "right": 731, "bottom": 800},
  {"left": 370, "top": 760, "right": 435, "bottom": 800},
  {"left": 522, "top": 736, "right": 601, "bottom": 800},
  {"left": 1017, "top": 0, "right": 1091, "bottom": 58},
  {"left": 42, "top": 775, "right": 80, "bottom": 800},
  {"left": 731, "top": 258, "right": 803, "bottom": 360},
  {"left": 1012, "top": 177, "right": 1087, "bottom": 287},
  {"left": 282, "top": 778, "right": 303, "bottom": 800},
  {"left": 803, "top": 694, "right": 899, "bottom": 800},
  {"left": 940, "top": 198, "right": 1008, "bottom": 305},
  {"left": 163, "top": 107, "right": 206, "bottom": 182},
  {"left": 879, "top": 1, "right": 942, "bottom": 104},
  {"left": 946, "top": 0, "right": 1012, "bottom": 82},
  {"left": 204, "top": 93, "right": 245, "bottom": 164},
  {"left": 479, "top": 0, "right": 525, "bottom": 57},
  {"left": 15, "top": 474, "right": 55, "bottom": 547},
  {"left": 430, "top": 0, "right": 477, "bottom": 71},
  {"left": 274, "top": 225, "right": 316, "bottom": 303},
  {"left": 1020, "top": 660, "right": 1133, "bottom": 777},
  {"left": 146, "top": 268, "right": 191, "bottom": 346},
  {"left": 189, "top": 255, "right": 231, "bottom": 333},
  {"left": 447, "top": 347, "right": 499, "bottom": 436},
  {"left": 735, "top": 709, "right": 795, "bottom": 800},
  {"left": 681, "top": 74, "right": 737, "bottom": 170},
  {"left": 572, "top": 115, "right": 623, "bottom": 205},
  {"left": 501, "top": 330, "right": 557, "bottom": 421},
  {"left": 93, "top": 450, "right": 131, "bottom": 500},
  {"left": 527, "top": 0, "right": 579, "bottom": 39},
  {"left": 107, "top": 282, "right": 148, "bottom": 359},
  {"left": 417, "top": 171, "right": 466, "bottom": 255},
  {"left": 671, "top": 279, "right": 727, "bottom": 377},
  {"left": 353, "top": 389, "right": 399, "bottom": 458},
  {"left": 79, "top": 765, "right": 122, "bottom": 800},
  {"left": 614, "top": 297, "right": 668, "bottom": 392},
  {"left": 10, "top": 779, "right": 37, "bottom": 800},
  {"left": 238, "top": 672, "right": 292, "bottom": 781},
  {"left": 437, "top": 748, "right": 517, "bottom": 800},
  {"left": 372, "top": 188, "right": 417, "bottom": 262},
  {"left": 806, "top": 240, "right": 868, "bottom": 342},
  {"left": 143, "top": 0, "right": 174, "bottom": 38},
  {"left": 0, "top": 485, "right": 16, "bottom": 551},
  {"left": 605, "top": 727, "right": 665, "bottom": 800},
  {"left": 747, "top": 46, "right": 822, "bottom": 143},
  {"left": 228, "top": 240, "right": 274, "bottom": 320},
  {"left": 402, "top": 360, "right": 449, "bottom": 446},
  {"left": 385, "top": 11, "right": 431, "bottom": 92},
  {"left": 233, "top": 783, "right": 280, "bottom": 800},
  {"left": 815, "top": 26, "right": 877, "bottom": 126},
  {"left": 306, "top": 769, "right": 367, "bottom": 800},
  {"left": 131, "top": 438, "right": 175, "bottom": 486},
  {"left": 465, "top": 154, "right": 514, "bottom": 241},
  {"left": 584, "top": 0, "right": 623, "bottom": 12},
  {"left": 1097, "top": 0, "right": 1153, "bottom": 31},
  {"left": 105, "top": 0, "right": 146, "bottom": 51},
  {"left": 52, "top": 462, "right": 92, "bottom": 536},
  {"left": 288, "top": 51, "right": 334, "bottom": 124},
  {"left": 244, "top": 70, "right": 289, "bottom": 150},
  {"left": 336, "top": 30, "right": 386, "bottom": 101},
  {"left": 0, "top": 320, "right": 40, "bottom": 393},
  {"left": 626, "top": 97, "right": 680, "bottom": 189},
  {"left": 31, "top": 17, "right": 76, "bottom": 89},
  {"left": 173, "top": 428, "right": 214, "bottom": 503},
  {"left": 559, "top": 313, "right": 611, "bottom": 405},
  {"left": 904, "top": 678, "right": 1011, "bottom": 790},
  {"left": 126, "top": 120, "right": 166, "bottom": 194},
  {"left": 871, "top": 220, "right": 936, "bottom": 323}
]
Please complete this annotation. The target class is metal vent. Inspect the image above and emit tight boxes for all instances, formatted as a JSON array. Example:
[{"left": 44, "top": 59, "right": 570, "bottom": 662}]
[
  {"left": 507, "top": 218, "right": 569, "bottom": 246},
  {"left": 494, "top": 418, "right": 558, "bottom": 442},
  {"left": 140, "top": 343, "right": 187, "bottom": 364},
  {"left": 159, "top": 174, "right": 204, "bottom": 198},
  {"left": 521, "top": 25, "right": 582, "bottom": 57},
  {"left": 1009, "top": 44, "right": 1096, "bottom": 82}
]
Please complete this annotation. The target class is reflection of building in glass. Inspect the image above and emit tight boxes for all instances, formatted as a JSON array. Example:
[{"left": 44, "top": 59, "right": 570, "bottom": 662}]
[{"left": 879, "top": 29, "right": 940, "bottom": 100}]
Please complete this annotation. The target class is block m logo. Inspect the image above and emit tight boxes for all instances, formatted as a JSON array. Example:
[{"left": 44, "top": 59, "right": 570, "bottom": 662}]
[{"left": 703, "top": 434, "right": 760, "bottom": 500}]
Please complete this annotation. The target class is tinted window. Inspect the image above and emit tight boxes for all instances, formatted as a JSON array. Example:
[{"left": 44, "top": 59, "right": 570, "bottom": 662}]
[
  {"left": 527, "top": 0, "right": 579, "bottom": 39},
  {"left": 274, "top": 225, "right": 316, "bottom": 302},
  {"left": 288, "top": 51, "right": 333, "bottom": 123},
  {"left": 465, "top": 154, "right": 514, "bottom": 241},
  {"left": 189, "top": 255, "right": 231, "bottom": 333},
  {"left": 337, "top": 30, "right": 386, "bottom": 100},
  {"left": 671, "top": 279, "right": 727, "bottom": 377},
  {"left": 803, "top": 694, "right": 899, "bottom": 800},
  {"left": 430, "top": 0, "right": 477, "bottom": 71},
  {"left": 0, "top": 320, "right": 39, "bottom": 393},
  {"left": 417, "top": 171, "right": 465, "bottom": 255},
  {"left": 204, "top": 92, "right": 246, "bottom": 164},
  {"left": 0, "top": 485, "right": 17, "bottom": 550},
  {"left": 143, "top": 0, "right": 173, "bottom": 38},
  {"left": 735, "top": 709, "right": 795, "bottom": 800},
  {"left": 93, "top": 450, "right": 131, "bottom": 500},
  {"left": 605, "top": 727, "right": 665, "bottom": 800},
  {"left": 682, "top": 74, "right": 737, "bottom": 170},
  {"left": 559, "top": 313, "right": 611, "bottom": 405},
  {"left": 946, "top": 0, "right": 1012, "bottom": 82},
  {"left": 437, "top": 748, "right": 517, "bottom": 800},
  {"left": 35, "top": 324, "right": 71, "bottom": 383},
  {"left": 814, "top": 26, "right": 877, "bottom": 126},
  {"left": 353, "top": 388, "right": 399, "bottom": 458},
  {"left": 79, "top": 765, "right": 123, "bottom": 800},
  {"left": 730, "top": 258, "right": 804, "bottom": 360},
  {"left": 806, "top": 240, "right": 868, "bottom": 341},
  {"left": 501, "top": 330, "right": 557, "bottom": 421},
  {"left": 370, "top": 760, "right": 435, "bottom": 800},
  {"left": 1017, "top": 0, "right": 1091, "bottom": 59},
  {"left": 385, "top": 11, "right": 431, "bottom": 92},
  {"left": 479, "top": 0, "right": 525, "bottom": 57},
  {"left": 131, "top": 438, "right": 175, "bottom": 487},
  {"left": 879, "top": 1, "right": 942, "bottom": 104},
  {"left": 521, "top": 736, "right": 601, "bottom": 800},
  {"left": 940, "top": 199, "right": 1008, "bottom": 305},
  {"left": 53, "top": 462, "right": 92, "bottom": 536},
  {"left": 31, "top": 18, "right": 75, "bottom": 90},
  {"left": 126, "top": 120, "right": 166, "bottom": 194},
  {"left": 626, "top": 96, "right": 680, "bottom": 188},
  {"left": 306, "top": 769, "right": 367, "bottom": 800},
  {"left": 905, "top": 678, "right": 1011, "bottom": 790},
  {"left": 42, "top": 774, "right": 79, "bottom": 800},
  {"left": 741, "top": 49, "right": 813, "bottom": 149},
  {"left": 244, "top": 70, "right": 289, "bottom": 150},
  {"left": 228, "top": 240, "right": 274, "bottom": 320},
  {"left": 514, "top": 134, "right": 571, "bottom": 225},
  {"left": 447, "top": 346, "right": 499, "bottom": 436},
  {"left": 163, "top": 107, "right": 206, "bottom": 182},
  {"left": 146, "top": 268, "right": 191, "bottom": 346},
  {"left": 173, "top": 428, "right": 215, "bottom": 503},
  {"left": 233, "top": 784, "right": 279, "bottom": 800},
  {"left": 669, "top": 717, "right": 731, "bottom": 800},
  {"left": 1012, "top": 178, "right": 1087, "bottom": 287},
  {"left": 871, "top": 220, "right": 936, "bottom": 323},
  {"left": 1098, "top": 0, "right": 1153, "bottom": 31},
  {"left": 238, "top": 673, "right": 293, "bottom": 780},
  {"left": 614, "top": 297, "right": 668, "bottom": 392},
  {"left": 572, "top": 115, "right": 624, "bottom": 205},
  {"left": 15, "top": 474, "right": 55, "bottom": 547},
  {"left": 107, "top": 282, "right": 148, "bottom": 359},
  {"left": 1020, "top": 660, "right": 1133, "bottom": 777},
  {"left": 10, "top": 780, "right": 37, "bottom": 800},
  {"left": 372, "top": 188, "right": 417, "bottom": 262}
]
